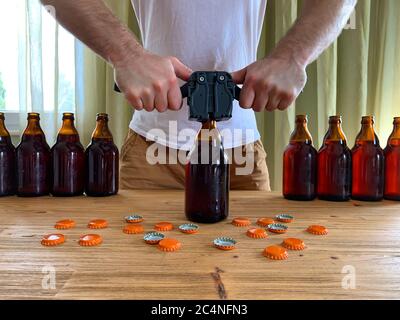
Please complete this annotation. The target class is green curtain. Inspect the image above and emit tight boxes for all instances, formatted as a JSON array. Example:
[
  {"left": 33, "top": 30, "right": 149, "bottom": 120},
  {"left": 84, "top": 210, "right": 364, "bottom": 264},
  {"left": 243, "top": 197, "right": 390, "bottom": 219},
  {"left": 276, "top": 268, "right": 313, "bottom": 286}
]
[
  {"left": 80, "top": 0, "right": 400, "bottom": 190},
  {"left": 259, "top": 0, "right": 400, "bottom": 190},
  {"left": 77, "top": 0, "right": 138, "bottom": 147}
]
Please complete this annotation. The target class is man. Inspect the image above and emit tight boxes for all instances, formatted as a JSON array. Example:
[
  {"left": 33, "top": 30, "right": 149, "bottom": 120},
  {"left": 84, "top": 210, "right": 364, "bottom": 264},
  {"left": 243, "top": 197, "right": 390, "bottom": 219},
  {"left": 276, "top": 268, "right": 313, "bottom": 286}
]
[{"left": 41, "top": 0, "right": 357, "bottom": 190}]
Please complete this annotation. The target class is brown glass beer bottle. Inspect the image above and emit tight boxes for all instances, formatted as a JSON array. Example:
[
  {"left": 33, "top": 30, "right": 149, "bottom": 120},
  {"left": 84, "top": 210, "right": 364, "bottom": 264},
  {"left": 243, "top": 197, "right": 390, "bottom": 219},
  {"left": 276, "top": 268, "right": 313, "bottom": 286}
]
[
  {"left": 283, "top": 115, "right": 317, "bottom": 200},
  {"left": 85, "top": 113, "right": 119, "bottom": 196},
  {"left": 16, "top": 113, "right": 51, "bottom": 196},
  {"left": 384, "top": 117, "right": 400, "bottom": 200},
  {"left": 317, "top": 116, "right": 351, "bottom": 201},
  {"left": 351, "top": 116, "right": 384, "bottom": 201},
  {"left": 185, "top": 120, "right": 229, "bottom": 223},
  {"left": 51, "top": 113, "right": 85, "bottom": 196},
  {"left": 0, "top": 113, "right": 16, "bottom": 196}
]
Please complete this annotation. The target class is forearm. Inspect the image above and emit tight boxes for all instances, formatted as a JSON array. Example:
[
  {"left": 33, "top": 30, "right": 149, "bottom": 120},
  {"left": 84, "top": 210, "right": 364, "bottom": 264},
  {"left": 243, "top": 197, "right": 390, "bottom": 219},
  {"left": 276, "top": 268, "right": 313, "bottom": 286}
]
[
  {"left": 269, "top": 0, "right": 357, "bottom": 67},
  {"left": 40, "top": 0, "right": 143, "bottom": 65}
]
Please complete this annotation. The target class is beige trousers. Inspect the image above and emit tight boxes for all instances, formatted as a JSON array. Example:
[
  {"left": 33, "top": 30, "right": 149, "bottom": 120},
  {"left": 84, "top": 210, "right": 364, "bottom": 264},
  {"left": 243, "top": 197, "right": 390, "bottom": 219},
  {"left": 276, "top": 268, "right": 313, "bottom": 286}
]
[{"left": 120, "top": 129, "right": 270, "bottom": 190}]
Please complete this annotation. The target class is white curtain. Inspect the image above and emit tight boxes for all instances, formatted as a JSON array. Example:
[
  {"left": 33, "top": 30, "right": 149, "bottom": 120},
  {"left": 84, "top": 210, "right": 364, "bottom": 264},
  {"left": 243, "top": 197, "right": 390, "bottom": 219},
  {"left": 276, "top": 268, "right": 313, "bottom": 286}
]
[{"left": 18, "top": 0, "right": 78, "bottom": 145}]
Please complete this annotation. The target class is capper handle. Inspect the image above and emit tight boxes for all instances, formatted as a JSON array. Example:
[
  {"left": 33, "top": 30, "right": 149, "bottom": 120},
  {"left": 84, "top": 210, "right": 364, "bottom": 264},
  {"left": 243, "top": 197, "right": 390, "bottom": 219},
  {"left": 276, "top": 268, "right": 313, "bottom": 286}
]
[
  {"left": 113, "top": 77, "right": 241, "bottom": 100},
  {"left": 113, "top": 82, "right": 189, "bottom": 98}
]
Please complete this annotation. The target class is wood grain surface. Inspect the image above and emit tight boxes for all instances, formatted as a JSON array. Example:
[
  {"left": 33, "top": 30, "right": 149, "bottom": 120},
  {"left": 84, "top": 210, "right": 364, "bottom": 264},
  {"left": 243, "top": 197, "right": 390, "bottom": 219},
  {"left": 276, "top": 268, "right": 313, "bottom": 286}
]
[{"left": 1, "top": 190, "right": 400, "bottom": 300}]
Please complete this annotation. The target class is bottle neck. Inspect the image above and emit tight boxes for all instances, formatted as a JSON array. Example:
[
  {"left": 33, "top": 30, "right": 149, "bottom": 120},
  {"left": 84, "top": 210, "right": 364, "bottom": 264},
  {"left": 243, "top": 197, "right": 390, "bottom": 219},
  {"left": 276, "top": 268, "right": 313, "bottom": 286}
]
[
  {"left": 0, "top": 118, "right": 11, "bottom": 145},
  {"left": 0, "top": 118, "right": 10, "bottom": 138},
  {"left": 388, "top": 121, "right": 400, "bottom": 147},
  {"left": 197, "top": 120, "right": 221, "bottom": 142},
  {"left": 57, "top": 118, "right": 80, "bottom": 143},
  {"left": 201, "top": 120, "right": 217, "bottom": 130},
  {"left": 22, "top": 118, "right": 45, "bottom": 137},
  {"left": 356, "top": 122, "right": 378, "bottom": 145},
  {"left": 323, "top": 121, "right": 347, "bottom": 145},
  {"left": 91, "top": 118, "right": 113, "bottom": 142},
  {"left": 190, "top": 120, "right": 227, "bottom": 164},
  {"left": 290, "top": 122, "right": 313, "bottom": 144}
]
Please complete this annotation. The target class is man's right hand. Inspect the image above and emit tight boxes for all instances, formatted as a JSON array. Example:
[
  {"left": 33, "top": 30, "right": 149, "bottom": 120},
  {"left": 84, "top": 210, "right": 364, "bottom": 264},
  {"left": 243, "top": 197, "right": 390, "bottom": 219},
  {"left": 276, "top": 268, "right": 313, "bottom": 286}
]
[{"left": 114, "top": 51, "right": 192, "bottom": 112}]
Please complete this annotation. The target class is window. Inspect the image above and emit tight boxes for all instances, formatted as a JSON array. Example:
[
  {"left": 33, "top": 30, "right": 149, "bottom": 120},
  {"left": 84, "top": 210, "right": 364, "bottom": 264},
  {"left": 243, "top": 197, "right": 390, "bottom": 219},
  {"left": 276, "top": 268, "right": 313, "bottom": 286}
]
[
  {"left": 0, "top": 0, "right": 76, "bottom": 136},
  {"left": 0, "top": 1, "right": 21, "bottom": 113}
]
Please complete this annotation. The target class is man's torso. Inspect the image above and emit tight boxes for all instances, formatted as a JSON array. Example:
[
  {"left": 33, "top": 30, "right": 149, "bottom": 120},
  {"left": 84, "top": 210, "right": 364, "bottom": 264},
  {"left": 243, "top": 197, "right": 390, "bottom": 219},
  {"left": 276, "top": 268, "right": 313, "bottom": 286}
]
[{"left": 130, "top": 0, "right": 267, "bottom": 150}]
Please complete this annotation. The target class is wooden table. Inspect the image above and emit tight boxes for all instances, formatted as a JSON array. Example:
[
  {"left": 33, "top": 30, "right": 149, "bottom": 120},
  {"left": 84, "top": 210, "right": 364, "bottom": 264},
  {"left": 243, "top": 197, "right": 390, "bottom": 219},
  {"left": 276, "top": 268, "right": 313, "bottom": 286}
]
[{"left": 1, "top": 190, "right": 400, "bottom": 300}]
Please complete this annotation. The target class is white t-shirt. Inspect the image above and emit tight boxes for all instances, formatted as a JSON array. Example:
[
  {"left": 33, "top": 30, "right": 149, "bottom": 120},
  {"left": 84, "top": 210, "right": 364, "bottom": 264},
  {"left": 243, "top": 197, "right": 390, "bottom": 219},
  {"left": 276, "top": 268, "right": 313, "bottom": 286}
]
[{"left": 130, "top": 0, "right": 267, "bottom": 150}]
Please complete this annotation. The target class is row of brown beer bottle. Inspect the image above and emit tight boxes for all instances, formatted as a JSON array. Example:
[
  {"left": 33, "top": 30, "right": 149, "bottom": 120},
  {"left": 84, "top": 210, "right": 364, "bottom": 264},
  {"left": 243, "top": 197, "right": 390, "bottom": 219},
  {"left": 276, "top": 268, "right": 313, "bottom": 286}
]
[
  {"left": 283, "top": 115, "right": 400, "bottom": 201},
  {"left": 0, "top": 112, "right": 118, "bottom": 197}
]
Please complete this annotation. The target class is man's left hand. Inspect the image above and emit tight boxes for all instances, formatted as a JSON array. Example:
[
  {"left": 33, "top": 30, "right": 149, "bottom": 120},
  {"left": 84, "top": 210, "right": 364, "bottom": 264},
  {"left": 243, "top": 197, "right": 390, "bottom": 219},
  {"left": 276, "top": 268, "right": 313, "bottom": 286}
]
[{"left": 231, "top": 56, "right": 307, "bottom": 112}]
